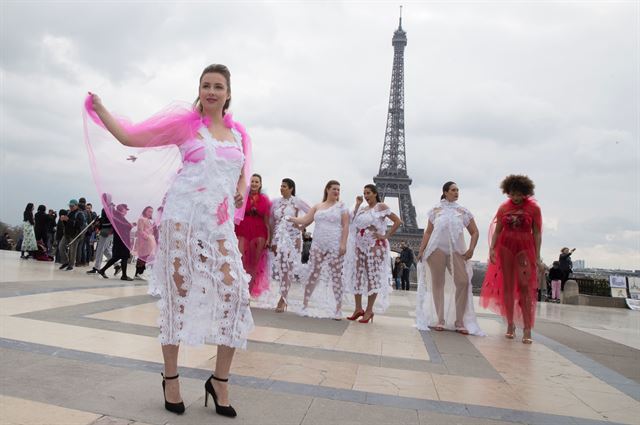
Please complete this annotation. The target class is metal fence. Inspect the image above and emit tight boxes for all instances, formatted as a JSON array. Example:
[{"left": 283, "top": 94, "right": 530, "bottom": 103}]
[{"left": 574, "top": 277, "right": 611, "bottom": 297}]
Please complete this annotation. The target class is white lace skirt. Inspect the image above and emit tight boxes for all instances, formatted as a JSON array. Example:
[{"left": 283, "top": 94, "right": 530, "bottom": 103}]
[
  {"left": 148, "top": 203, "right": 254, "bottom": 349},
  {"left": 415, "top": 259, "right": 485, "bottom": 336},
  {"left": 343, "top": 233, "right": 392, "bottom": 313}
]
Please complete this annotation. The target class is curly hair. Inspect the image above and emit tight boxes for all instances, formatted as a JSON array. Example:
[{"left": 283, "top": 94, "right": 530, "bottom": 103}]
[{"left": 500, "top": 174, "right": 535, "bottom": 196}]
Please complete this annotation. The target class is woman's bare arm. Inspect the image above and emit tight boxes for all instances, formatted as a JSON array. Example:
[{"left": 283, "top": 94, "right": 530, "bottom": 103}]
[
  {"left": 464, "top": 219, "right": 480, "bottom": 260},
  {"left": 418, "top": 221, "right": 434, "bottom": 261},
  {"left": 89, "top": 93, "right": 160, "bottom": 147}
]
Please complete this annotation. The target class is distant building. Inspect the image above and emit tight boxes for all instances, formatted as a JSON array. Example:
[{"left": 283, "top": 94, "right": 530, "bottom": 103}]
[{"left": 573, "top": 259, "right": 586, "bottom": 270}]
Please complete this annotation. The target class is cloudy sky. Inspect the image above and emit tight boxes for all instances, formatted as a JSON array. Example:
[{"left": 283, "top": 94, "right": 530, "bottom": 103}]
[{"left": 1, "top": 1, "right": 638, "bottom": 269}]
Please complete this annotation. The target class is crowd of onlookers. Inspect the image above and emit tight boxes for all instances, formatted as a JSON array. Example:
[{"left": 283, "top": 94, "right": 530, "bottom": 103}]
[
  {"left": 13, "top": 198, "right": 99, "bottom": 269},
  {"left": 6, "top": 198, "right": 136, "bottom": 279},
  {"left": 9, "top": 194, "right": 251, "bottom": 282}
]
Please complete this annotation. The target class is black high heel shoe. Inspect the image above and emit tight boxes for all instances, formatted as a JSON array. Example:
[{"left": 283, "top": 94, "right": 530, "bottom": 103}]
[
  {"left": 204, "top": 374, "right": 237, "bottom": 418},
  {"left": 161, "top": 373, "right": 185, "bottom": 414}
]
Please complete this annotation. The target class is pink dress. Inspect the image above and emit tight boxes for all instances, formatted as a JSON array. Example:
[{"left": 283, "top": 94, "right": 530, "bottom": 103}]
[
  {"left": 133, "top": 217, "right": 157, "bottom": 260},
  {"left": 235, "top": 193, "right": 271, "bottom": 297}
]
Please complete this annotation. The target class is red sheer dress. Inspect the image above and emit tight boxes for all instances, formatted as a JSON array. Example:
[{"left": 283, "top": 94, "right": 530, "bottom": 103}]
[
  {"left": 480, "top": 197, "right": 542, "bottom": 329},
  {"left": 235, "top": 193, "right": 271, "bottom": 297}
]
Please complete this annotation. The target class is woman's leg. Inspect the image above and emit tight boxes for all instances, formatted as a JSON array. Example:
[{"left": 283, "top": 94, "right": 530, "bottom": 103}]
[
  {"left": 451, "top": 253, "right": 470, "bottom": 327},
  {"left": 515, "top": 252, "right": 534, "bottom": 337},
  {"left": 208, "top": 238, "right": 248, "bottom": 407},
  {"left": 276, "top": 259, "right": 292, "bottom": 312},
  {"left": 499, "top": 248, "right": 516, "bottom": 333},
  {"left": 352, "top": 246, "right": 367, "bottom": 313},
  {"left": 303, "top": 248, "right": 325, "bottom": 308},
  {"left": 354, "top": 294, "right": 363, "bottom": 312},
  {"left": 134, "top": 259, "right": 142, "bottom": 276},
  {"left": 363, "top": 244, "right": 385, "bottom": 317},
  {"left": 551, "top": 280, "right": 560, "bottom": 300},
  {"left": 99, "top": 256, "right": 120, "bottom": 273},
  {"left": 160, "top": 222, "right": 190, "bottom": 404},
  {"left": 328, "top": 253, "right": 344, "bottom": 316},
  {"left": 161, "top": 344, "right": 181, "bottom": 403},
  {"left": 209, "top": 345, "right": 236, "bottom": 406},
  {"left": 427, "top": 249, "right": 447, "bottom": 325}
]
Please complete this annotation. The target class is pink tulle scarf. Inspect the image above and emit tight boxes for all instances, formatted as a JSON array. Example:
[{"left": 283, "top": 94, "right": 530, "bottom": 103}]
[{"left": 82, "top": 94, "right": 252, "bottom": 262}]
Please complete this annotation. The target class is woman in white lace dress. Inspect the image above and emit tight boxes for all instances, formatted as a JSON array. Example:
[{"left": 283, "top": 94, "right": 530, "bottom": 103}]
[
  {"left": 289, "top": 180, "right": 349, "bottom": 319},
  {"left": 344, "top": 184, "right": 402, "bottom": 323},
  {"left": 415, "top": 182, "right": 484, "bottom": 336},
  {"left": 270, "top": 178, "right": 310, "bottom": 312},
  {"left": 85, "top": 64, "right": 253, "bottom": 418}
]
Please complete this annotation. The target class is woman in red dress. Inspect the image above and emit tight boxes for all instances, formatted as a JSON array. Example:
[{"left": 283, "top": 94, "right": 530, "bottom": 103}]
[
  {"left": 235, "top": 174, "right": 271, "bottom": 297},
  {"left": 480, "top": 175, "right": 542, "bottom": 344}
]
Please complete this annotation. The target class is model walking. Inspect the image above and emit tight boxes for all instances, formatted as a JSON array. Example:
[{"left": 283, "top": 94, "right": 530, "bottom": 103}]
[{"left": 480, "top": 175, "right": 542, "bottom": 344}]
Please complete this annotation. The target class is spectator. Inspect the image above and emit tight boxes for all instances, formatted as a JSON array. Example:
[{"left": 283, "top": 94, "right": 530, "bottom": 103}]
[
  {"left": 558, "top": 247, "right": 575, "bottom": 291},
  {"left": 392, "top": 257, "right": 404, "bottom": 290},
  {"left": 21, "top": 203, "right": 38, "bottom": 259},
  {"left": 537, "top": 261, "right": 549, "bottom": 302},
  {"left": 548, "top": 261, "right": 563, "bottom": 303},
  {"left": 87, "top": 196, "right": 114, "bottom": 275},
  {"left": 85, "top": 202, "right": 98, "bottom": 263},
  {"left": 399, "top": 242, "right": 414, "bottom": 290},
  {"left": 58, "top": 199, "right": 86, "bottom": 271},
  {"left": 76, "top": 197, "right": 91, "bottom": 266},
  {"left": 54, "top": 209, "right": 66, "bottom": 263},
  {"left": 0, "top": 233, "right": 12, "bottom": 250},
  {"left": 133, "top": 206, "right": 156, "bottom": 279},
  {"left": 46, "top": 209, "right": 57, "bottom": 255},
  {"left": 34, "top": 205, "right": 49, "bottom": 247},
  {"left": 98, "top": 204, "right": 134, "bottom": 281},
  {"left": 301, "top": 231, "right": 312, "bottom": 264}
]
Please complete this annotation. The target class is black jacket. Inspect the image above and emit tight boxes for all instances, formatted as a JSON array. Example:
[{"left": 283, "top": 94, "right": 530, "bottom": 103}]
[
  {"left": 400, "top": 247, "right": 414, "bottom": 268},
  {"left": 559, "top": 253, "right": 573, "bottom": 272},
  {"left": 34, "top": 212, "right": 50, "bottom": 241},
  {"left": 548, "top": 267, "right": 563, "bottom": 280},
  {"left": 46, "top": 215, "right": 56, "bottom": 234},
  {"left": 63, "top": 209, "right": 86, "bottom": 239},
  {"left": 99, "top": 209, "right": 112, "bottom": 231}
]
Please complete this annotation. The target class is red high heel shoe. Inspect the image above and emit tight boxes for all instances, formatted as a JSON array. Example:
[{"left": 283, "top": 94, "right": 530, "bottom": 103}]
[
  {"left": 346, "top": 310, "right": 365, "bottom": 321},
  {"left": 358, "top": 312, "right": 374, "bottom": 323}
]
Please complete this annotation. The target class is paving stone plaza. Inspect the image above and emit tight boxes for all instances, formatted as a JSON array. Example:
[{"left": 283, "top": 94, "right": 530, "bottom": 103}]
[{"left": 0, "top": 251, "right": 638, "bottom": 425}]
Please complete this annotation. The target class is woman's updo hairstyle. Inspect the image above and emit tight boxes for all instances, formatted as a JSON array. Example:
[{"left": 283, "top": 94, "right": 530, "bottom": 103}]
[
  {"left": 282, "top": 178, "right": 296, "bottom": 197},
  {"left": 364, "top": 184, "right": 381, "bottom": 203},
  {"left": 440, "top": 181, "right": 456, "bottom": 200}
]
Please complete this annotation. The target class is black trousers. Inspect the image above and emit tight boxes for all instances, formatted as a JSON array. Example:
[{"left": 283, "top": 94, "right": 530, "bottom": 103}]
[
  {"left": 401, "top": 267, "right": 411, "bottom": 290},
  {"left": 560, "top": 270, "right": 571, "bottom": 291},
  {"left": 100, "top": 254, "right": 129, "bottom": 277}
]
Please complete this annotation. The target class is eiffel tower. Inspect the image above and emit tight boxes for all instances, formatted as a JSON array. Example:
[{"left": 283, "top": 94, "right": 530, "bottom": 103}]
[{"left": 373, "top": 8, "right": 423, "bottom": 253}]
